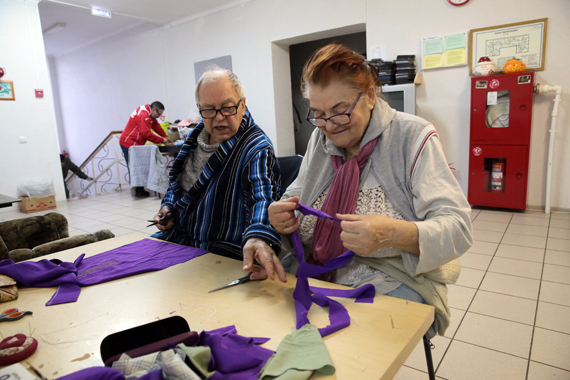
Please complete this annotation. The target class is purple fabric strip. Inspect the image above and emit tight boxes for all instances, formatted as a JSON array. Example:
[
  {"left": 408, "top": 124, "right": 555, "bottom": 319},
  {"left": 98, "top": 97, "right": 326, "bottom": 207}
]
[
  {"left": 0, "top": 239, "right": 208, "bottom": 306},
  {"left": 54, "top": 367, "right": 164, "bottom": 380},
  {"left": 53, "top": 366, "right": 164, "bottom": 379},
  {"left": 297, "top": 203, "right": 342, "bottom": 222},
  {"left": 139, "top": 370, "right": 165, "bottom": 380},
  {"left": 309, "top": 286, "right": 376, "bottom": 303},
  {"left": 293, "top": 204, "right": 375, "bottom": 337},
  {"left": 46, "top": 283, "right": 82, "bottom": 305},
  {"left": 54, "top": 366, "right": 129, "bottom": 380}
]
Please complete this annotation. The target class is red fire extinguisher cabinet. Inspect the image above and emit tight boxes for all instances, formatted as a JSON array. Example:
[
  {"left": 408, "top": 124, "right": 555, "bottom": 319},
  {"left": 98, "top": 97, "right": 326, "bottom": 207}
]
[{"left": 468, "top": 73, "right": 534, "bottom": 210}]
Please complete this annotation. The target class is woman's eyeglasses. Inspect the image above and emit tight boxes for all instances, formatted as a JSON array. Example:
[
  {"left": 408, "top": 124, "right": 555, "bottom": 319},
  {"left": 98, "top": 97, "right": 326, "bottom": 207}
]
[{"left": 306, "top": 92, "right": 363, "bottom": 128}]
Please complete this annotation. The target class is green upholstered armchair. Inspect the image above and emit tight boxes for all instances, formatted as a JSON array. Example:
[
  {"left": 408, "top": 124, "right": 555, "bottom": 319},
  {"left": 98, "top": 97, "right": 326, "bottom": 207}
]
[{"left": 0, "top": 212, "right": 115, "bottom": 262}]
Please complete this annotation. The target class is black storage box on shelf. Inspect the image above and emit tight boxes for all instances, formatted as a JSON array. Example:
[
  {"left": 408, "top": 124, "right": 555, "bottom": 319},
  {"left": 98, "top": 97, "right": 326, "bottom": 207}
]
[
  {"left": 368, "top": 58, "right": 394, "bottom": 85},
  {"left": 394, "top": 55, "right": 416, "bottom": 84}
]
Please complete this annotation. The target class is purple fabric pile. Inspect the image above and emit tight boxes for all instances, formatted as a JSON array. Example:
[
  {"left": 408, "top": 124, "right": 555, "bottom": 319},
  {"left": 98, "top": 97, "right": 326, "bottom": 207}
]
[
  {"left": 196, "top": 325, "right": 273, "bottom": 380},
  {"left": 55, "top": 326, "right": 273, "bottom": 380}
]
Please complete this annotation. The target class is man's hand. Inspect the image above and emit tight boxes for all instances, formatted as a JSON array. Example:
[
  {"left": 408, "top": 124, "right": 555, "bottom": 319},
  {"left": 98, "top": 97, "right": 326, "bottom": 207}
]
[
  {"left": 268, "top": 196, "right": 300, "bottom": 234},
  {"left": 242, "top": 237, "right": 287, "bottom": 283},
  {"left": 153, "top": 206, "right": 174, "bottom": 231},
  {"left": 86, "top": 176, "right": 93, "bottom": 181}
]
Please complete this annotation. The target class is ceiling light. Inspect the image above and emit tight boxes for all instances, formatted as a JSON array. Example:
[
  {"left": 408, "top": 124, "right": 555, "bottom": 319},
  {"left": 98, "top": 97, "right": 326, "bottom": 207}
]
[
  {"left": 43, "top": 22, "right": 66, "bottom": 38},
  {"left": 91, "top": 8, "right": 112, "bottom": 18}
]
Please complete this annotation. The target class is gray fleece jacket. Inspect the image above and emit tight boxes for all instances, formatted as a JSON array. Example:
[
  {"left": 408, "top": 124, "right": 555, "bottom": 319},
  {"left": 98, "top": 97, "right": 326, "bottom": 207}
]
[{"left": 283, "top": 97, "right": 473, "bottom": 335}]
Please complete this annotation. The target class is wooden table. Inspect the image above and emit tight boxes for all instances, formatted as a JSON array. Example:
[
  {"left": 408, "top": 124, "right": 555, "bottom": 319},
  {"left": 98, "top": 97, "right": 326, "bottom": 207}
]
[
  {"left": 0, "top": 194, "right": 21, "bottom": 208},
  {"left": 0, "top": 233, "right": 434, "bottom": 379}
]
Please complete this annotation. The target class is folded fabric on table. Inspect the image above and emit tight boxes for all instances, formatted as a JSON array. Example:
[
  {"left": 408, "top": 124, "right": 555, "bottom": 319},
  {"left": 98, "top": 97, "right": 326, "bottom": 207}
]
[
  {"left": 0, "top": 239, "right": 208, "bottom": 306},
  {"left": 260, "top": 324, "right": 335, "bottom": 380},
  {"left": 0, "top": 274, "right": 17, "bottom": 303},
  {"left": 112, "top": 350, "right": 201, "bottom": 380}
]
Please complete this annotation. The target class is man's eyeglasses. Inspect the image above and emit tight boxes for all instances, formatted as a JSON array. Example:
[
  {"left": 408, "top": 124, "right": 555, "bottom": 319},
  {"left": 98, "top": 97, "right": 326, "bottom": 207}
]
[
  {"left": 306, "top": 92, "right": 363, "bottom": 128},
  {"left": 199, "top": 99, "right": 242, "bottom": 119}
]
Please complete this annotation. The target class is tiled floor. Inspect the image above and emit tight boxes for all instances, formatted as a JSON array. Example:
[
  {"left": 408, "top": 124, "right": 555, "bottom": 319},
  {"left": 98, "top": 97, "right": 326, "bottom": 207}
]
[
  {"left": 1, "top": 192, "right": 569, "bottom": 379},
  {"left": 396, "top": 208, "right": 570, "bottom": 380},
  {"left": 0, "top": 191, "right": 162, "bottom": 239}
]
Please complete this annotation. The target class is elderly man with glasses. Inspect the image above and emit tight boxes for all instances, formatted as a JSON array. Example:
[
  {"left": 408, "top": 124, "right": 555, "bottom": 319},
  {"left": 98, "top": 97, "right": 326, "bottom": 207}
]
[{"left": 151, "top": 68, "right": 286, "bottom": 283}]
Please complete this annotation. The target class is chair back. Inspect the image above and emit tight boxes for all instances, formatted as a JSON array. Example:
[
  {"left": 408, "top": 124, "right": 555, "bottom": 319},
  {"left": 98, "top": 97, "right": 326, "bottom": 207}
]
[
  {"left": 0, "top": 216, "right": 60, "bottom": 251},
  {"left": 45, "top": 212, "right": 69, "bottom": 238},
  {"left": 277, "top": 155, "right": 303, "bottom": 195}
]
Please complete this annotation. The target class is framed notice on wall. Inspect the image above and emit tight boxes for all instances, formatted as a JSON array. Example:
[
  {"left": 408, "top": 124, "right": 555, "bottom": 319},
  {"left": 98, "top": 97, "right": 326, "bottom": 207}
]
[
  {"left": 0, "top": 80, "right": 15, "bottom": 100},
  {"left": 469, "top": 18, "right": 547, "bottom": 76}
]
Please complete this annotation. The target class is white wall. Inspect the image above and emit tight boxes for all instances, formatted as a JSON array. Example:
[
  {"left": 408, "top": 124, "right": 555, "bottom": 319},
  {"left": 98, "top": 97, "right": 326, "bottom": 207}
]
[
  {"left": 53, "top": 25, "right": 166, "bottom": 159},
  {"left": 14, "top": 0, "right": 570, "bottom": 210},
  {"left": 366, "top": 0, "right": 570, "bottom": 209},
  {"left": 53, "top": 0, "right": 366, "bottom": 162},
  {"left": 0, "top": 0, "right": 66, "bottom": 201},
  {"left": 47, "top": 55, "right": 67, "bottom": 153}
]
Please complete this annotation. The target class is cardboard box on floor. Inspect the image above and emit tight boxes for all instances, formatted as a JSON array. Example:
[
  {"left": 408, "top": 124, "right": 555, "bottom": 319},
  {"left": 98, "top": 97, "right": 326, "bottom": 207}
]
[{"left": 19, "top": 195, "right": 56, "bottom": 213}]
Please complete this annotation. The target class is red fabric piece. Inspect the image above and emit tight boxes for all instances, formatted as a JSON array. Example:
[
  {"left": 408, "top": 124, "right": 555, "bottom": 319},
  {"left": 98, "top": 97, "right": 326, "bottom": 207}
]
[
  {"left": 310, "top": 138, "right": 377, "bottom": 265},
  {"left": 0, "top": 334, "right": 38, "bottom": 366},
  {"left": 119, "top": 104, "right": 167, "bottom": 148}
]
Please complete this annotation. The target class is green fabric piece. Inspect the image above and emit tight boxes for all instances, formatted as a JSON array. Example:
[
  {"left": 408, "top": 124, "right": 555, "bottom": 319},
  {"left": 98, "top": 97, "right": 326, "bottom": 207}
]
[
  {"left": 177, "top": 344, "right": 214, "bottom": 378},
  {"left": 265, "top": 368, "right": 312, "bottom": 380},
  {"left": 260, "top": 324, "right": 335, "bottom": 380}
]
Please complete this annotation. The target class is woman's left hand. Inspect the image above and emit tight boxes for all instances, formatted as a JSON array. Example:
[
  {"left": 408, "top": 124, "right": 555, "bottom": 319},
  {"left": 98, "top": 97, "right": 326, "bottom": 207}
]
[{"left": 336, "top": 213, "right": 420, "bottom": 255}]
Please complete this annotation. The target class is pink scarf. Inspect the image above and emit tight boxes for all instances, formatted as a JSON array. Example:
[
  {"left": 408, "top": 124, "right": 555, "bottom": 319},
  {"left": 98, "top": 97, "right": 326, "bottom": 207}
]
[{"left": 310, "top": 138, "right": 378, "bottom": 267}]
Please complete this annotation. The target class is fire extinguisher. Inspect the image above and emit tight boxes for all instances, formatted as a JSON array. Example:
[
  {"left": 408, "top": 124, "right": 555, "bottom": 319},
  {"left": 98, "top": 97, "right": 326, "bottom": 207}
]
[{"left": 491, "top": 160, "right": 505, "bottom": 193}]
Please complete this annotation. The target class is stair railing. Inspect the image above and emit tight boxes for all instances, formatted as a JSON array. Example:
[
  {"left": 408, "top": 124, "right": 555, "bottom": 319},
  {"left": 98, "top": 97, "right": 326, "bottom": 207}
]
[{"left": 64, "top": 131, "right": 130, "bottom": 198}]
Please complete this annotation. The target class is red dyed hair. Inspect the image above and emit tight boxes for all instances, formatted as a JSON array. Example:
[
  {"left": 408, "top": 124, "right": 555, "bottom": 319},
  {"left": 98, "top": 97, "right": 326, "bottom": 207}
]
[{"left": 301, "top": 44, "right": 381, "bottom": 97}]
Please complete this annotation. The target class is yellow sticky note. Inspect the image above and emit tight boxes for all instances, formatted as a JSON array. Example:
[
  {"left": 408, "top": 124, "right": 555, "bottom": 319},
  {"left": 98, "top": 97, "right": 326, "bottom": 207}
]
[
  {"left": 423, "top": 54, "right": 443, "bottom": 70},
  {"left": 445, "top": 48, "right": 466, "bottom": 66}
]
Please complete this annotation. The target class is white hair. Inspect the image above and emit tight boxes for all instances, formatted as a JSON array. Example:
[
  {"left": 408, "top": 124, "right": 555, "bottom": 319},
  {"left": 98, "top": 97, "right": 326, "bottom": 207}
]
[{"left": 195, "top": 66, "right": 244, "bottom": 103}]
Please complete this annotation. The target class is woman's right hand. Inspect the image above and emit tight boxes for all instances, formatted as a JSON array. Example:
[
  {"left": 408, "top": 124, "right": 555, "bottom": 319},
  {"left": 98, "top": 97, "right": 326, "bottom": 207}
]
[{"left": 268, "top": 196, "right": 300, "bottom": 234}]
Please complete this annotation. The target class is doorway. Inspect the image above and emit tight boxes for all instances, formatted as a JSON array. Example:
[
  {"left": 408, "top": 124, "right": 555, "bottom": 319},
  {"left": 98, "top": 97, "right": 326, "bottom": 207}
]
[{"left": 289, "top": 32, "right": 366, "bottom": 155}]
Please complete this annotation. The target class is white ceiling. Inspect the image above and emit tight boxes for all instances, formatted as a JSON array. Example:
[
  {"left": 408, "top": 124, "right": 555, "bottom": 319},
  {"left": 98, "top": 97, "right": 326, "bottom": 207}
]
[{"left": 39, "top": 0, "right": 247, "bottom": 56}]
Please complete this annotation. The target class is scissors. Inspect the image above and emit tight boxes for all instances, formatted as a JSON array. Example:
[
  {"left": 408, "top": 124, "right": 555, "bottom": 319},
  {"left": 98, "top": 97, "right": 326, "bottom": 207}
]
[
  {"left": 146, "top": 213, "right": 171, "bottom": 228},
  {"left": 0, "top": 308, "right": 33, "bottom": 322},
  {"left": 208, "top": 274, "right": 262, "bottom": 293}
]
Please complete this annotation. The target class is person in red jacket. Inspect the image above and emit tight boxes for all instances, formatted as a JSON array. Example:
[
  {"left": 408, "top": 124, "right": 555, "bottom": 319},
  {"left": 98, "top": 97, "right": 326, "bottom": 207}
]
[{"left": 119, "top": 101, "right": 171, "bottom": 197}]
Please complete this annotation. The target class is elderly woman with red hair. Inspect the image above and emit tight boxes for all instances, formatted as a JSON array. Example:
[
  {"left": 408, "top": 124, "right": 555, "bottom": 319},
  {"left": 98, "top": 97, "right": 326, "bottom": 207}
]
[{"left": 267, "top": 44, "right": 472, "bottom": 338}]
